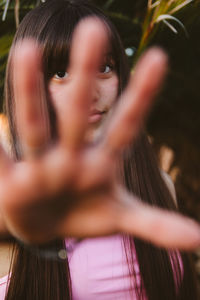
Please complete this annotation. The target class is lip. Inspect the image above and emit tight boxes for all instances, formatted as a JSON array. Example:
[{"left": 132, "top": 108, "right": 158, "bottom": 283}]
[{"left": 88, "top": 109, "right": 106, "bottom": 123}]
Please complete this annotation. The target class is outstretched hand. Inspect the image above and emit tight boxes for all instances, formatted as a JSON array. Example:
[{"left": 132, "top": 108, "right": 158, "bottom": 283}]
[{"left": 0, "top": 19, "right": 200, "bottom": 250}]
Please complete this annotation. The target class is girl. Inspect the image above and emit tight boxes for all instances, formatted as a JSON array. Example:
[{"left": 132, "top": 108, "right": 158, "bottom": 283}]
[{"left": 0, "top": 0, "right": 200, "bottom": 299}]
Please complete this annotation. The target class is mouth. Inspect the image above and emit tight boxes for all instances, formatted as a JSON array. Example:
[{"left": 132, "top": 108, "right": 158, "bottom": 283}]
[{"left": 88, "top": 109, "right": 106, "bottom": 124}]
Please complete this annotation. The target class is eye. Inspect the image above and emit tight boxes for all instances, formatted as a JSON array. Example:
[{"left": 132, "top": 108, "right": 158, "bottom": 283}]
[
  {"left": 100, "top": 64, "right": 113, "bottom": 74},
  {"left": 54, "top": 71, "right": 68, "bottom": 79}
]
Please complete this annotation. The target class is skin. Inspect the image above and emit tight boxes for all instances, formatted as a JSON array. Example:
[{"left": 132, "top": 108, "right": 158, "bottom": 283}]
[{"left": 0, "top": 18, "right": 200, "bottom": 250}]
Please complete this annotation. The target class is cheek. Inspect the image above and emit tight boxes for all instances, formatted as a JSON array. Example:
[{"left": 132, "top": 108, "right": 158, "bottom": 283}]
[
  {"left": 48, "top": 83, "right": 69, "bottom": 114},
  {"left": 101, "top": 77, "right": 119, "bottom": 109},
  {"left": 48, "top": 83, "right": 60, "bottom": 108}
]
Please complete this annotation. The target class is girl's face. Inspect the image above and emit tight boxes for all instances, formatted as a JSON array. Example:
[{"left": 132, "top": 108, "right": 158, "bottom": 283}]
[{"left": 49, "top": 54, "right": 119, "bottom": 142}]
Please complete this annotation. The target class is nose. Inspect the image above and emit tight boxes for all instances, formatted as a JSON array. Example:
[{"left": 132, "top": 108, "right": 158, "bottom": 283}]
[{"left": 91, "top": 80, "right": 100, "bottom": 104}]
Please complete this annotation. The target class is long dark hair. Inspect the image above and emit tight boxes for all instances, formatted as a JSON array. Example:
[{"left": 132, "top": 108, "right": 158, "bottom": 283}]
[{"left": 4, "top": 0, "right": 199, "bottom": 299}]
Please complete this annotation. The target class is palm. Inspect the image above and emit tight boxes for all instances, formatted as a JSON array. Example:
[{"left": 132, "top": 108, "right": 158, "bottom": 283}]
[{"left": 1, "top": 19, "right": 200, "bottom": 250}]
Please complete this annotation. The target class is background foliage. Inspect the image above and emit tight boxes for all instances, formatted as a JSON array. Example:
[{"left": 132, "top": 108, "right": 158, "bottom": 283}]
[{"left": 1, "top": 0, "right": 200, "bottom": 275}]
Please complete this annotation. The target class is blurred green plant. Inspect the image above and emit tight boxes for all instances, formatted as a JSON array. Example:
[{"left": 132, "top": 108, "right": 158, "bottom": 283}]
[
  {"left": 137, "top": 0, "right": 194, "bottom": 56},
  {"left": 0, "top": 0, "right": 44, "bottom": 27}
]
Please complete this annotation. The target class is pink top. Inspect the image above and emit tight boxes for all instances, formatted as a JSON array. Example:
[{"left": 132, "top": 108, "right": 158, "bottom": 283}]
[
  {"left": 0, "top": 235, "right": 182, "bottom": 299},
  {"left": 66, "top": 235, "right": 147, "bottom": 300},
  {"left": 0, "top": 275, "right": 8, "bottom": 299}
]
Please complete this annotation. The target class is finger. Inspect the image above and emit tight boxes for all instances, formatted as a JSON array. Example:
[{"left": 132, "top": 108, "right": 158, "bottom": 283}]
[
  {"left": 58, "top": 18, "right": 108, "bottom": 150},
  {"left": 13, "top": 40, "right": 51, "bottom": 159},
  {"left": 103, "top": 48, "right": 168, "bottom": 155},
  {"left": 117, "top": 191, "right": 200, "bottom": 250}
]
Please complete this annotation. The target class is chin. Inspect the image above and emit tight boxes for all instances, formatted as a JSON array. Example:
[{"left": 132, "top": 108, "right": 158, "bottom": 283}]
[{"left": 85, "top": 124, "right": 104, "bottom": 144}]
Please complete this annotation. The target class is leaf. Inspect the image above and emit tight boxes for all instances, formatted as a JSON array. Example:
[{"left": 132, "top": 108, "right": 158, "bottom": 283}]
[
  {"left": 156, "top": 14, "right": 188, "bottom": 36},
  {"left": 168, "top": 0, "right": 194, "bottom": 15},
  {"left": 152, "top": 1, "right": 161, "bottom": 9},
  {"left": 2, "top": 0, "right": 10, "bottom": 21},
  {"left": 163, "top": 19, "right": 178, "bottom": 33},
  {"left": 149, "top": 0, "right": 161, "bottom": 10}
]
